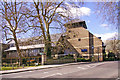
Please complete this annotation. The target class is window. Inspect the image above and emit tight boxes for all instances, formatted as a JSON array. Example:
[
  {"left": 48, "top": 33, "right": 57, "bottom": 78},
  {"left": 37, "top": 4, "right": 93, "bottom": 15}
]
[
  {"left": 68, "top": 37, "right": 70, "bottom": 39},
  {"left": 81, "top": 49, "right": 87, "bottom": 52},
  {"left": 68, "top": 30, "right": 71, "bottom": 33},
  {"left": 10, "top": 43, "right": 14, "bottom": 47},
  {"left": 78, "top": 38, "right": 81, "bottom": 41},
  {"left": 76, "top": 23, "right": 78, "bottom": 27},
  {"left": 73, "top": 35, "right": 76, "bottom": 37},
  {"left": 83, "top": 56, "right": 88, "bottom": 58}
]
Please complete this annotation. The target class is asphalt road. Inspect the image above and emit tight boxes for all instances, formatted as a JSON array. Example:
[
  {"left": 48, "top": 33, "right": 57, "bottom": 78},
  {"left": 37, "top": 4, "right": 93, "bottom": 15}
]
[{"left": 1, "top": 61, "right": 119, "bottom": 78}]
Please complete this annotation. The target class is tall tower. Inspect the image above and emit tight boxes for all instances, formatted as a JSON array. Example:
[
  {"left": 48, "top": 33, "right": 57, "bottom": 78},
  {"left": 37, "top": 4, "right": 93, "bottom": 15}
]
[
  {"left": 64, "top": 20, "right": 103, "bottom": 61},
  {"left": 64, "top": 20, "right": 91, "bottom": 59}
]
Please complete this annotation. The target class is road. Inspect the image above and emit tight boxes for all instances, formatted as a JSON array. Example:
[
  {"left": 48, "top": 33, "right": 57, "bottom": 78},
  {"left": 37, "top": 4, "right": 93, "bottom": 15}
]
[{"left": 1, "top": 61, "right": 119, "bottom": 78}]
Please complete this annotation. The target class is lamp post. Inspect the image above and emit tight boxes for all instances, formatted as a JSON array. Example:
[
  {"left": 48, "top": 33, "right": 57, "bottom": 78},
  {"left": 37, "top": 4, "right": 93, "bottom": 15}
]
[
  {"left": 92, "top": 45, "right": 94, "bottom": 61},
  {"left": 97, "top": 47, "right": 99, "bottom": 62}
]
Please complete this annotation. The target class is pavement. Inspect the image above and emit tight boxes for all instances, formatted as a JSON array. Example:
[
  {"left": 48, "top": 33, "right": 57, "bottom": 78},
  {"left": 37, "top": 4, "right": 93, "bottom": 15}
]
[
  {"left": 1, "top": 61, "right": 118, "bottom": 78},
  {"left": 0, "top": 62, "right": 90, "bottom": 74}
]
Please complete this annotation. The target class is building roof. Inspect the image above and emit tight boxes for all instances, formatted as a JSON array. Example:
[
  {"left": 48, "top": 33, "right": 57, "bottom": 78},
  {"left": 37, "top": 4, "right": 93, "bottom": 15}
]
[
  {"left": 65, "top": 20, "right": 85, "bottom": 25},
  {"left": 5, "top": 33, "right": 63, "bottom": 51},
  {"left": 4, "top": 44, "right": 45, "bottom": 51},
  {"left": 9, "top": 33, "right": 63, "bottom": 44},
  {"left": 64, "top": 20, "right": 87, "bottom": 29}
]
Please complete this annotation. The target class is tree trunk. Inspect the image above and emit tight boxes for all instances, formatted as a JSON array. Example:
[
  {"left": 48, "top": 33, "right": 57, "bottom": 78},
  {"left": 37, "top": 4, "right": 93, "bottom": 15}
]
[
  {"left": 44, "top": 41, "right": 51, "bottom": 59},
  {"left": 46, "top": 24, "right": 52, "bottom": 59},
  {"left": 13, "top": 32, "right": 22, "bottom": 66}
]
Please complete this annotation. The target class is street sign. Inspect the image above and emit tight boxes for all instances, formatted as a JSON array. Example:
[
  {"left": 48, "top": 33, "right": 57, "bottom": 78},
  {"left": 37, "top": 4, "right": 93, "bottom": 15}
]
[
  {"left": 39, "top": 53, "right": 44, "bottom": 55},
  {"left": 81, "top": 49, "right": 87, "bottom": 52},
  {"left": 92, "top": 46, "right": 94, "bottom": 49},
  {"left": 35, "top": 63, "right": 38, "bottom": 66}
]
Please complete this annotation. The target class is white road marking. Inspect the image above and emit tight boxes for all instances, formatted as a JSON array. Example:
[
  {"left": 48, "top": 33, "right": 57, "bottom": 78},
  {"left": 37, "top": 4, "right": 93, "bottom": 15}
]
[
  {"left": 28, "top": 71, "right": 33, "bottom": 72},
  {"left": 44, "top": 72, "right": 49, "bottom": 74},
  {"left": 77, "top": 67, "right": 86, "bottom": 69},
  {"left": 13, "top": 76, "right": 22, "bottom": 78},
  {"left": 56, "top": 73, "right": 62, "bottom": 75},
  {"left": 86, "top": 65, "right": 91, "bottom": 67},
  {"left": 41, "top": 73, "right": 62, "bottom": 78}
]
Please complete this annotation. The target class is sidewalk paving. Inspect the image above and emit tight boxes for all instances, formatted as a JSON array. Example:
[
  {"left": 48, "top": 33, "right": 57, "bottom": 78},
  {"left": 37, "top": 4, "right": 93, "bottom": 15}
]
[{"left": 0, "top": 62, "right": 90, "bottom": 74}]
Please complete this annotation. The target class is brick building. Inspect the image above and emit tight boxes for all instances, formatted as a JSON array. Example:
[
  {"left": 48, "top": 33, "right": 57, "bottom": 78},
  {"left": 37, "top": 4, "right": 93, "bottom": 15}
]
[
  {"left": 4, "top": 21, "right": 105, "bottom": 62},
  {"left": 62, "top": 20, "right": 105, "bottom": 61}
]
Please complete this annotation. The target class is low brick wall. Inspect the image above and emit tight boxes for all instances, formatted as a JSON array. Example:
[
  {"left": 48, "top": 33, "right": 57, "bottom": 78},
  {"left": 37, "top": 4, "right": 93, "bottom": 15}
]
[{"left": 45, "top": 59, "right": 75, "bottom": 65}]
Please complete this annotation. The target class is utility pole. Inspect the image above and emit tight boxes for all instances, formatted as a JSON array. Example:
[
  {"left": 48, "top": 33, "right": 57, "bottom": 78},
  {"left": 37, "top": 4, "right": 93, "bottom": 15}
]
[{"left": 92, "top": 45, "right": 94, "bottom": 58}]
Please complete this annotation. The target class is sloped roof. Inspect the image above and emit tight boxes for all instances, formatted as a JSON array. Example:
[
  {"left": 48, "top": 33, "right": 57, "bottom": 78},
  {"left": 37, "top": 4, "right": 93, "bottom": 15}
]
[
  {"left": 5, "top": 44, "right": 45, "bottom": 51},
  {"left": 64, "top": 20, "right": 87, "bottom": 29},
  {"left": 9, "top": 33, "right": 63, "bottom": 44},
  {"left": 65, "top": 20, "right": 85, "bottom": 25},
  {"left": 5, "top": 33, "right": 63, "bottom": 51}
]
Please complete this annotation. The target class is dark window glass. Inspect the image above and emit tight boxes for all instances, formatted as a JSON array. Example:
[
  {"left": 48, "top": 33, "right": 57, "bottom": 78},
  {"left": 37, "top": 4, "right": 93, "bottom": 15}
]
[
  {"left": 68, "top": 30, "right": 71, "bottom": 33},
  {"left": 78, "top": 39, "right": 81, "bottom": 41},
  {"left": 10, "top": 43, "right": 14, "bottom": 47},
  {"left": 73, "top": 35, "right": 76, "bottom": 37}
]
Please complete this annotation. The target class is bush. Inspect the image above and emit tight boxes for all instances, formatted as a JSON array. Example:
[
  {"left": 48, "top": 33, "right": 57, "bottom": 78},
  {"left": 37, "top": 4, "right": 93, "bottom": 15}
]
[
  {"left": 63, "top": 56, "right": 73, "bottom": 59},
  {"left": 1, "top": 67, "right": 22, "bottom": 70},
  {"left": 77, "top": 58, "right": 90, "bottom": 62},
  {"left": 45, "top": 58, "right": 75, "bottom": 64},
  {"left": 60, "top": 54, "right": 73, "bottom": 59},
  {"left": 104, "top": 57, "right": 115, "bottom": 61},
  {"left": 91, "top": 57, "right": 96, "bottom": 62}
]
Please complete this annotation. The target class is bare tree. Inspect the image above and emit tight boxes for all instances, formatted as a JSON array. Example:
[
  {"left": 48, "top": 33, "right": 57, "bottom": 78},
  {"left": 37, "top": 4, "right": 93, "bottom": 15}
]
[
  {"left": 105, "top": 34, "right": 120, "bottom": 59},
  {"left": 0, "top": 1, "right": 31, "bottom": 66},
  {"left": 96, "top": 1, "right": 119, "bottom": 27},
  {"left": 23, "top": 1, "right": 83, "bottom": 58}
]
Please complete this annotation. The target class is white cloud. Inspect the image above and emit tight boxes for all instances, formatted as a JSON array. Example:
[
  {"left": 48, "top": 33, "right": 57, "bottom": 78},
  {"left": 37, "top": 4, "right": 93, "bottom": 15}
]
[
  {"left": 87, "top": 20, "right": 90, "bottom": 23},
  {"left": 68, "top": 7, "right": 91, "bottom": 18},
  {"left": 100, "top": 24, "right": 108, "bottom": 28},
  {"left": 94, "top": 32, "right": 117, "bottom": 42},
  {"left": 56, "top": 3, "right": 91, "bottom": 18},
  {"left": 79, "top": 7, "right": 91, "bottom": 16}
]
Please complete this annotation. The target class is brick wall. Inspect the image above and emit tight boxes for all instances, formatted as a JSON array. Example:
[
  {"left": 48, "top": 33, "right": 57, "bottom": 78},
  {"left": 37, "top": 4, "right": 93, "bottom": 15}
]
[
  {"left": 66, "top": 24, "right": 103, "bottom": 61},
  {"left": 67, "top": 27, "right": 90, "bottom": 59}
]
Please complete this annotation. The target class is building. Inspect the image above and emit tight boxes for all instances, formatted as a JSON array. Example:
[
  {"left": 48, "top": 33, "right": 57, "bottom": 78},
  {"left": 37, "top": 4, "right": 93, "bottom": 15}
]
[
  {"left": 1, "top": 43, "right": 9, "bottom": 58},
  {"left": 4, "top": 34, "right": 62, "bottom": 58},
  {"left": 4, "top": 21, "right": 105, "bottom": 62}
]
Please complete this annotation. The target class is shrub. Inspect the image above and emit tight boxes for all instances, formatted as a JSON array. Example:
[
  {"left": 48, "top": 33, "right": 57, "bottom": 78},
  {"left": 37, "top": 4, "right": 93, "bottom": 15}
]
[
  {"left": 77, "top": 58, "right": 90, "bottom": 62},
  {"left": 104, "top": 57, "right": 115, "bottom": 61},
  {"left": 91, "top": 57, "right": 96, "bottom": 62},
  {"left": 1, "top": 67, "right": 21, "bottom": 70}
]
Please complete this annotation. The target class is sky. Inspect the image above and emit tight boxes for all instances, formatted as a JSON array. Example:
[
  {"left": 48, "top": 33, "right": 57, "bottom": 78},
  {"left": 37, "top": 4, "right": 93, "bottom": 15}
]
[
  {"left": 1, "top": 2, "right": 118, "bottom": 43},
  {"left": 80, "top": 2, "right": 117, "bottom": 42},
  {"left": 50, "top": 2, "right": 118, "bottom": 42}
]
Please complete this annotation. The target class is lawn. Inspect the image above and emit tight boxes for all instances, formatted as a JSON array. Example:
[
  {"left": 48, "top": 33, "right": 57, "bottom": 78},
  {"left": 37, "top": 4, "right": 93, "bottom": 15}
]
[{"left": 1, "top": 65, "right": 41, "bottom": 71}]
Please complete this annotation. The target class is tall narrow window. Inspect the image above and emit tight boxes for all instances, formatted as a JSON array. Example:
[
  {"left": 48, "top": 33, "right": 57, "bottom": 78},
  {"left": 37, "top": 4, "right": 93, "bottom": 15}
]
[
  {"left": 78, "top": 38, "right": 81, "bottom": 41},
  {"left": 68, "top": 30, "right": 71, "bottom": 33},
  {"left": 73, "top": 35, "right": 76, "bottom": 37}
]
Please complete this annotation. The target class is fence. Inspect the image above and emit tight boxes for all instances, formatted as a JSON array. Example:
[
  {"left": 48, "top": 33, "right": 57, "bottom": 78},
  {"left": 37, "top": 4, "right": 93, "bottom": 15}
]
[
  {"left": 45, "top": 54, "right": 76, "bottom": 64},
  {"left": 2, "top": 56, "right": 41, "bottom": 67},
  {"left": 45, "top": 59, "right": 75, "bottom": 65},
  {"left": 2, "top": 54, "right": 77, "bottom": 66}
]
